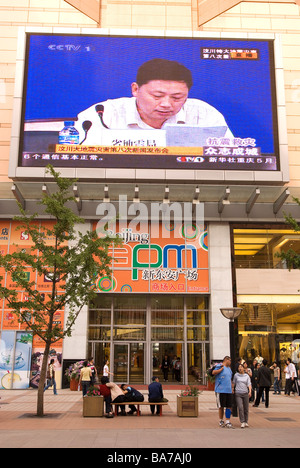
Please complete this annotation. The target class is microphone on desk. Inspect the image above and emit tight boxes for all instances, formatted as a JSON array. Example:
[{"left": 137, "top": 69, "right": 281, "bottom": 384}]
[
  {"left": 79, "top": 120, "right": 92, "bottom": 144},
  {"left": 95, "top": 104, "right": 109, "bottom": 129}
]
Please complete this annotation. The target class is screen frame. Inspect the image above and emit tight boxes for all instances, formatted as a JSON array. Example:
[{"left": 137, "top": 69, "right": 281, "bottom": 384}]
[{"left": 8, "top": 27, "right": 289, "bottom": 184}]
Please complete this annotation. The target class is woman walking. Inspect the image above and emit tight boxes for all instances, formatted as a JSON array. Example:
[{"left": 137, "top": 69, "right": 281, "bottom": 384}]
[{"left": 233, "top": 364, "right": 252, "bottom": 428}]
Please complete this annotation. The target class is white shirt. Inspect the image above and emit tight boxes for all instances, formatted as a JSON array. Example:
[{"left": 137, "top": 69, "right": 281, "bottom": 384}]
[
  {"left": 287, "top": 363, "right": 297, "bottom": 379},
  {"left": 103, "top": 364, "right": 109, "bottom": 376},
  {"left": 75, "top": 96, "right": 233, "bottom": 145}
]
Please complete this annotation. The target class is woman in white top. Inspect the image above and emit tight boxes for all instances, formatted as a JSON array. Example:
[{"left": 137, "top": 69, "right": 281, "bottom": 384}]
[
  {"left": 233, "top": 364, "right": 252, "bottom": 428},
  {"left": 103, "top": 359, "right": 114, "bottom": 378}
]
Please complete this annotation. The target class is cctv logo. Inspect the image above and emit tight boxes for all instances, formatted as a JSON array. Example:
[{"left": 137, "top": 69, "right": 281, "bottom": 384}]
[{"left": 48, "top": 44, "right": 81, "bottom": 51}]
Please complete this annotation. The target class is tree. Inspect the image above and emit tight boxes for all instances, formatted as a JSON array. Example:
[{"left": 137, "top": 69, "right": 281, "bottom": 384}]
[
  {"left": 278, "top": 197, "right": 300, "bottom": 270},
  {"left": 0, "top": 165, "right": 119, "bottom": 416}
]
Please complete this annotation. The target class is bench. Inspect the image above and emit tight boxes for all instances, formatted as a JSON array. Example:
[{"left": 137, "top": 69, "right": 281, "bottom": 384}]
[{"left": 111, "top": 401, "right": 168, "bottom": 416}]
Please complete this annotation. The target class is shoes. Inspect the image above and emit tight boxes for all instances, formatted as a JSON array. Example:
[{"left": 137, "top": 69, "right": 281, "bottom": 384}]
[
  {"left": 241, "top": 423, "right": 245, "bottom": 428},
  {"left": 105, "top": 412, "right": 114, "bottom": 418},
  {"left": 224, "top": 422, "right": 234, "bottom": 429},
  {"left": 219, "top": 420, "right": 225, "bottom": 427},
  {"left": 127, "top": 409, "right": 137, "bottom": 415}
]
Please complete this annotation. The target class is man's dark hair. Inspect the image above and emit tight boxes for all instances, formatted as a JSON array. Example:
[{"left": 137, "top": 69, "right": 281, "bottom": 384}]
[{"left": 136, "top": 58, "right": 193, "bottom": 90}]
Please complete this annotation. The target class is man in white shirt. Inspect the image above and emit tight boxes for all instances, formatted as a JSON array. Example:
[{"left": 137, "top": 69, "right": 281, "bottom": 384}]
[{"left": 75, "top": 58, "right": 233, "bottom": 145}]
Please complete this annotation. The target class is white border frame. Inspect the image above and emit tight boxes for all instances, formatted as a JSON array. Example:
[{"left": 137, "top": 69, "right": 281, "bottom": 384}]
[{"left": 8, "top": 27, "right": 289, "bottom": 184}]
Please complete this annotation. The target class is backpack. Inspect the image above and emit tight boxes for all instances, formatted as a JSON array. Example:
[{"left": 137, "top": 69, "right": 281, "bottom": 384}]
[{"left": 207, "top": 364, "right": 217, "bottom": 378}]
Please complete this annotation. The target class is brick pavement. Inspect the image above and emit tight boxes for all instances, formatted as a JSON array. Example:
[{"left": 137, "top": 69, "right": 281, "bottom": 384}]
[{"left": 0, "top": 387, "right": 300, "bottom": 448}]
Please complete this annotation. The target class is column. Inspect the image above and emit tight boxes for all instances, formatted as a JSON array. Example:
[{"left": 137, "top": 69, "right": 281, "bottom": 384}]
[
  {"left": 62, "top": 222, "right": 91, "bottom": 360},
  {"left": 208, "top": 222, "right": 233, "bottom": 361}
]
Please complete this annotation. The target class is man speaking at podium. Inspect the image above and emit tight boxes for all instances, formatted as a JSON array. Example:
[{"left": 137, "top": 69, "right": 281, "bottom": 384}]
[{"left": 74, "top": 58, "right": 233, "bottom": 145}]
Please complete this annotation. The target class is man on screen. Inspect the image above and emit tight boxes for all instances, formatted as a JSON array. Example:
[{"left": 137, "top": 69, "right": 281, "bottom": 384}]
[{"left": 75, "top": 58, "right": 233, "bottom": 143}]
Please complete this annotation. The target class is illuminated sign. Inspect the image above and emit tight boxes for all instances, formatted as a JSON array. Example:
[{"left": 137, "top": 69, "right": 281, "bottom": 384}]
[{"left": 19, "top": 34, "right": 279, "bottom": 172}]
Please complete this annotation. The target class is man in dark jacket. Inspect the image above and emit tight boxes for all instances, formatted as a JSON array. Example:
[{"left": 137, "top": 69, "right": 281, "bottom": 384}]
[
  {"left": 148, "top": 376, "right": 168, "bottom": 415},
  {"left": 253, "top": 359, "right": 272, "bottom": 408},
  {"left": 121, "top": 384, "right": 144, "bottom": 414}
]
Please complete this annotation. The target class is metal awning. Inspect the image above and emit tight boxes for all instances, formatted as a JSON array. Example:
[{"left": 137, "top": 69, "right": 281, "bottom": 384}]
[{"left": 2, "top": 181, "right": 300, "bottom": 222}]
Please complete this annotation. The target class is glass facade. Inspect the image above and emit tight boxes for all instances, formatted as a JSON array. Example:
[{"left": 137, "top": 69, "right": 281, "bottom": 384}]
[
  {"left": 233, "top": 226, "right": 300, "bottom": 387},
  {"left": 87, "top": 294, "right": 210, "bottom": 385}
]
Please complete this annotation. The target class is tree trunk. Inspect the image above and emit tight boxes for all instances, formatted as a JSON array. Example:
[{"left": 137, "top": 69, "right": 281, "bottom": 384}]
[{"left": 37, "top": 339, "right": 51, "bottom": 417}]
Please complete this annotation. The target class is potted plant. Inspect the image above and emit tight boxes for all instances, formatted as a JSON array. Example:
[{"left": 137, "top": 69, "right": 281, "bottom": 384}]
[
  {"left": 65, "top": 360, "right": 84, "bottom": 391},
  {"left": 177, "top": 385, "right": 201, "bottom": 417},
  {"left": 83, "top": 386, "right": 104, "bottom": 417}
]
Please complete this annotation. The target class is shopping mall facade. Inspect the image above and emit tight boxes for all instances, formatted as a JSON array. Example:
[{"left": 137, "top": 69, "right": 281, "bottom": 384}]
[{"left": 0, "top": 0, "right": 300, "bottom": 390}]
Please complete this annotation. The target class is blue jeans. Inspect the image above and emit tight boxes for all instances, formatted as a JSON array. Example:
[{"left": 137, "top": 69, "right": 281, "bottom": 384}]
[
  {"left": 273, "top": 377, "right": 281, "bottom": 394},
  {"left": 82, "top": 381, "right": 90, "bottom": 396},
  {"left": 44, "top": 378, "right": 57, "bottom": 394}
]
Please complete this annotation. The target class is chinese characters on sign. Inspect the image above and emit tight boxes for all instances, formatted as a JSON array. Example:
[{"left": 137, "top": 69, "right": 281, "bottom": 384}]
[{"left": 201, "top": 48, "right": 259, "bottom": 60}]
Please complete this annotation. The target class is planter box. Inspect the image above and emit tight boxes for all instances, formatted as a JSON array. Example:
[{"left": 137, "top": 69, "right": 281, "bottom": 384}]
[
  {"left": 177, "top": 395, "right": 199, "bottom": 417},
  {"left": 206, "top": 380, "right": 215, "bottom": 391},
  {"left": 70, "top": 379, "right": 79, "bottom": 391},
  {"left": 83, "top": 396, "right": 104, "bottom": 417}
]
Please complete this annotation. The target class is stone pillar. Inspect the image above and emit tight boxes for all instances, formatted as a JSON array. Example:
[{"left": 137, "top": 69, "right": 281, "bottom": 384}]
[
  {"left": 62, "top": 222, "right": 91, "bottom": 360},
  {"left": 208, "top": 222, "right": 234, "bottom": 362}
]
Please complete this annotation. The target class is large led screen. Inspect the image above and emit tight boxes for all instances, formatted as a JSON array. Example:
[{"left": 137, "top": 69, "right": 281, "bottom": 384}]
[{"left": 20, "top": 34, "right": 279, "bottom": 171}]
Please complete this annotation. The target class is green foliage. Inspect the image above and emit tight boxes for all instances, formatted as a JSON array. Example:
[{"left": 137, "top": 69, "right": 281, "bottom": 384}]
[
  {"left": 0, "top": 165, "right": 120, "bottom": 416},
  {"left": 0, "top": 165, "right": 119, "bottom": 344},
  {"left": 277, "top": 197, "right": 300, "bottom": 271}
]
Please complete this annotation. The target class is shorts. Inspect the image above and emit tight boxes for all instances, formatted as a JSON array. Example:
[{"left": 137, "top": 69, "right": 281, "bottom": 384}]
[{"left": 215, "top": 393, "right": 233, "bottom": 409}]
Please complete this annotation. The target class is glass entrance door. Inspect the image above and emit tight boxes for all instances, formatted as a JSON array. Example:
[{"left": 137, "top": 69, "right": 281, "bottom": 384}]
[
  {"left": 152, "top": 343, "right": 183, "bottom": 383},
  {"left": 113, "top": 343, "right": 145, "bottom": 384}
]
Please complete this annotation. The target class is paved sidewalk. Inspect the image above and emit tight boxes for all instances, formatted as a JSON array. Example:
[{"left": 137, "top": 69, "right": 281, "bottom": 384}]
[{"left": 0, "top": 388, "right": 300, "bottom": 448}]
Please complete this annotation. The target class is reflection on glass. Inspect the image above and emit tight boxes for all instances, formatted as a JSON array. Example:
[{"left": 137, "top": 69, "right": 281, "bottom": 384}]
[
  {"left": 187, "top": 327, "right": 209, "bottom": 341},
  {"left": 114, "top": 310, "right": 146, "bottom": 326},
  {"left": 89, "top": 310, "right": 111, "bottom": 325},
  {"left": 186, "top": 310, "right": 209, "bottom": 326},
  {"left": 88, "top": 327, "right": 111, "bottom": 340},
  {"left": 114, "top": 327, "right": 146, "bottom": 341},
  {"left": 151, "top": 310, "right": 184, "bottom": 325},
  {"left": 151, "top": 327, "right": 184, "bottom": 341},
  {"left": 151, "top": 296, "right": 184, "bottom": 310}
]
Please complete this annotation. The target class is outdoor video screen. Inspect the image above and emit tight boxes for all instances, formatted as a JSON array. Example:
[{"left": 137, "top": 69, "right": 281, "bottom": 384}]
[{"left": 20, "top": 34, "right": 279, "bottom": 171}]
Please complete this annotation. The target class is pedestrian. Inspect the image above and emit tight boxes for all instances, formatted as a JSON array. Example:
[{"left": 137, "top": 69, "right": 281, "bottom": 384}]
[
  {"left": 233, "top": 364, "right": 252, "bottom": 428},
  {"left": 106, "top": 381, "right": 127, "bottom": 415},
  {"left": 270, "top": 361, "right": 281, "bottom": 395},
  {"left": 250, "top": 359, "right": 258, "bottom": 402},
  {"left": 161, "top": 355, "right": 170, "bottom": 381},
  {"left": 79, "top": 360, "right": 92, "bottom": 396},
  {"left": 44, "top": 358, "right": 58, "bottom": 395},
  {"left": 253, "top": 359, "right": 271, "bottom": 408},
  {"left": 212, "top": 356, "right": 234, "bottom": 428},
  {"left": 121, "top": 384, "right": 144, "bottom": 414},
  {"left": 284, "top": 358, "right": 297, "bottom": 396},
  {"left": 174, "top": 357, "right": 182, "bottom": 382},
  {"left": 103, "top": 359, "right": 114, "bottom": 378},
  {"left": 99, "top": 376, "right": 114, "bottom": 418},
  {"left": 88, "top": 356, "right": 97, "bottom": 385},
  {"left": 148, "top": 376, "right": 168, "bottom": 415}
]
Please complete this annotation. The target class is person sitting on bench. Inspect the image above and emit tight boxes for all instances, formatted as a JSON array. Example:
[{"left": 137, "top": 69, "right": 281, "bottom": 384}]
[
  {"left": 106, "top": 381, "right": 127, "bottom": 416},
  {"left": 148, "top": 376, "right": 168, "bottom": 415},
  {"left": 121, "top": 384, "right": 144, "bottom": 415}
]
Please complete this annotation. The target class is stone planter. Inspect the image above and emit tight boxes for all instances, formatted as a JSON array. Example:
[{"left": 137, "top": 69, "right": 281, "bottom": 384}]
[
  {"left": 83, "top": 396, "right": 104, "bottom": 417},
  {"left": 177, "top": 395, "right": 199, "bottom": 417}
]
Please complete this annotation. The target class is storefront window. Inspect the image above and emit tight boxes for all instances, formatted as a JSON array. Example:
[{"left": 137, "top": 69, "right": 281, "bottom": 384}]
[{"left": 233, "top": 227, "right": 300, "bottom": 269}]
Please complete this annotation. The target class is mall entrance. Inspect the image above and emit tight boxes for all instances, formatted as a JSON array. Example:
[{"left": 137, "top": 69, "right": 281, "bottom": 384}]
[{"left": 87, "top": 294, "right": 210, "bottom": 385}]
